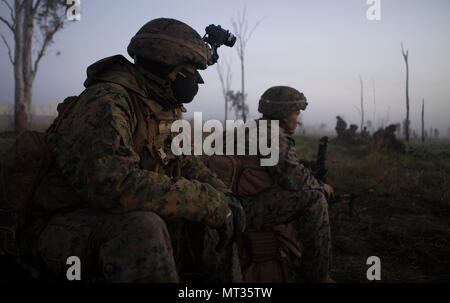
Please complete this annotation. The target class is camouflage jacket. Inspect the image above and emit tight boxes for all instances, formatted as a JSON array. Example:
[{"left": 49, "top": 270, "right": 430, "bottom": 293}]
[
  {"left": 264, "top": 121, "right": 325, "bottom": 194},
  {"left": 45, "top": 55, "right": 231, "bottom": 228}
]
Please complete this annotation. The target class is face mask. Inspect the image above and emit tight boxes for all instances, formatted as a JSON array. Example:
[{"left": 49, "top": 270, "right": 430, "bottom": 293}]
[{"left": 171, "top": 68, "right": 204, "bottom": 104}]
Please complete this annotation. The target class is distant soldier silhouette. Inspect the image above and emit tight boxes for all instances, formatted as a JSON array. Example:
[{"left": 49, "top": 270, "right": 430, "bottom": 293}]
[
  {"left": 335, "top": 116, "right": 347, "bottom": 139},
  {"left": 371, "top": 124, "right": 405, "bottom": 153}
]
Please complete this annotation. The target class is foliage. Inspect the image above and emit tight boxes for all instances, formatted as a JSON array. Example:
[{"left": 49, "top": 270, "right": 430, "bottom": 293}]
[
  {"left": 294, "top": 135, "right": 449, "bottom": 282},
  {"left": 226, "top": 90, "right": 248, "bottom": 121}
]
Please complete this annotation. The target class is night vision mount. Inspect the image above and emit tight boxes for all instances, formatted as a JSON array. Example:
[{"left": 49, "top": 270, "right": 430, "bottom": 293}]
[{"left": 203, "top": 24, "right": 236, "bottom": 65}]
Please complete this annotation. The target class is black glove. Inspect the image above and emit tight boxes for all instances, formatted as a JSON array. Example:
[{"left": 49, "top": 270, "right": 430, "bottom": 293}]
[{"left": 215, "top": 193, "right": 246, "bottom": 252}]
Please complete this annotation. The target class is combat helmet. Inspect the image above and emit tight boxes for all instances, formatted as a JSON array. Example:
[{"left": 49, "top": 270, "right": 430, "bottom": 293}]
[
  {"left": 258, "top": 86, "right": 308, "bottom": 119},
  {"left": 127, "top": 18, "right": 210, "bottom": 71}
]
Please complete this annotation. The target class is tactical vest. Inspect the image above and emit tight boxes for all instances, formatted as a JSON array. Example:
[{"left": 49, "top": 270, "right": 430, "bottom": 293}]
[
  {"left": 50, "top": 89, "right": 183, "bottom": 175},
  {"left": 2, "top": 85, "right": 184, "bottom": 218},
  {"left": 128, "top": 90, "right": 184, "bottom": 176},
  {"left": 0, "top": 84, "right": 186, "bottom": 259}
]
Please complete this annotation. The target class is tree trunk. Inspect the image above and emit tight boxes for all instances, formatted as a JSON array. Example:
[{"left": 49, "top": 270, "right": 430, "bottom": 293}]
[
  {"left": 240, "top": 55, "right": 246, "bottom": 122},
  {"left": 405, "top": 60, "right": 410, "bottom": 141},
  {"left": 421, "top": 99, "right": 425, "bottom": 142},
  {"left": 225, "top": 95, "right": 228, "bottom": 121},
  {"left": 23, "top": 0, "right": 34, "bottom": 130},
  {"left": 216, "top": 60, "right": 232, "bottom": 122},
  {"left": 402, "top": 45, "right": 410, "bottom": 142},
  {"left": 13, "top": 0, "right": 26, "bottom": 133},
  {"left": 359, "top": 75, "right": 364, "bottom": 135},
  {"left": 372, "top": 78, "right": 376, "bottom": 130},
  {"left": 13, "top": 0, "right": 35, "bottom": 133}
]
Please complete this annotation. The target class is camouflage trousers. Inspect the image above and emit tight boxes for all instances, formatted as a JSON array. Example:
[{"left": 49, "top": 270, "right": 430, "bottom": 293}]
[
  {"left": 243, "top": 188, "right": 331, "bottom": 282},
  {"left": 34, "top": 208, "right": 237, "bottom": 282}
]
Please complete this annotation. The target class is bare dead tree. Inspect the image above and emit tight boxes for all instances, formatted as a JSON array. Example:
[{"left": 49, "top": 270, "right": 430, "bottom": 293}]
[
  {"left": 359, "top": 75, "right": 364, "bottom": 135},
  {"left": 401, "top": 42, "right": 410, "bottom": 141},
  {"left": 421, "top": 98, "right": 425, "bottom": 142},
  {"left": 216, "top": 55, "right": 233, "bottom": 122},
  {"left": 0, "top": 0, "right": 67, "bottom": 132},
  {"left": 372, "top": 77, "right": 376, "bottom": 128},
  {"left": 231, "top": 7, "right": 263, "bottom": 122},
  {"left": 385, "top": 106, "right": 390, "bottom": 126},
  {"left": 227, "top": 90, "right": 248, "bottom": 121}
]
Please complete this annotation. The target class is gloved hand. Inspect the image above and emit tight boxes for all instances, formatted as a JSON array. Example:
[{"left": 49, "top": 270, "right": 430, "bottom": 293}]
[{"left": 215, "top": 193, "right": 246, "bottom": 252}]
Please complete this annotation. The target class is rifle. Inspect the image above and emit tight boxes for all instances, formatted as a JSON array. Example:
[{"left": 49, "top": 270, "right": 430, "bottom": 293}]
[
  {"left": 316, "top": 136, "right": 328, "bottom": 182},
  {"left": 313, "top": 136, "right": 374, "bottom": 218}
]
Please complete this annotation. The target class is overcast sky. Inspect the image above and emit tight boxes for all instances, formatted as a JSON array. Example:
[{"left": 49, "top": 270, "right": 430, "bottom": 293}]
[{"left": 0, "top": 0, "right": 449, "bottom": 134}]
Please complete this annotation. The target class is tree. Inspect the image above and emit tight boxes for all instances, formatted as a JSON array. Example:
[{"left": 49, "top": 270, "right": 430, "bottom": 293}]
[
  {"left": 421, "top": 98, "right": 425, "bottom": 142},
  {"left": 231, "top": 8, "right": 262, "bottom": 122},
  {"left": 385, "top": 106, "right": 391, "bottom": 126},
  {"left": 216, "top": 56, "right": 233, "bottom": 122},
  {"left": 0, "top": 0, "right": 67, "bottom": 132},
  {"left": 434, "top": 128, "right": 439, "bottom": 139},
  {"left": 401, "top": 42, "right": 410, "bottom": 141},
  {"left": 402, "top": 118, "right": 410, "bottom": 138},
  {"left": 359, "top": 75, "right": 364, "bottom": 135},
  {"left": 227, "top": 90, "right": 248, "bottom": 121},
  {"left": 354, "top": 75, "right": 364, "bottom": 136},
  {"left": 366, "top": 120, "right": 373, "bottom": 132},
  {"left": 372, "top": 77, "right": 376, "bottom": 128}
]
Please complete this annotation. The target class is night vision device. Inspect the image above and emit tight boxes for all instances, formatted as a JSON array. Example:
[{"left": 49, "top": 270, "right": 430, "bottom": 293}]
[{"left": 203, "top": 24, "right": 236, "bottom": 65}]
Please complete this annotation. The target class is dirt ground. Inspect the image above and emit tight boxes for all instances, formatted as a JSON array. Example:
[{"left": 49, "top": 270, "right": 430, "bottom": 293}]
[
  {"left": 294, "top": 135, "right": 450, "bottom": 282},
  {"left": 1, "top": 130, "right": 449, "bottom": 282}
]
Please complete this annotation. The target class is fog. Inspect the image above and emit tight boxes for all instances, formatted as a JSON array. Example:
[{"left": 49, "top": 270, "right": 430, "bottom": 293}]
[{"left": 0, "top": 0, "right": 449, "bottom": 135}]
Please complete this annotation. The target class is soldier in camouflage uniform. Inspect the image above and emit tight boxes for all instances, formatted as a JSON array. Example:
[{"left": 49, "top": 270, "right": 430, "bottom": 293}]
[
  {"left": 370, "top": 124, "right": 405, "bottom": 153},
  {"left": 20, "top": 18, "right": 245, "bottom": 282},
  {"left": 341, "top": 124, "right": 359, "bottom": 145},
  {"left": 243, "top": 86, "right": 334, "bottom": 282},
  {"left": 335, "top": 115, "right": 347, "bottom": 139}
]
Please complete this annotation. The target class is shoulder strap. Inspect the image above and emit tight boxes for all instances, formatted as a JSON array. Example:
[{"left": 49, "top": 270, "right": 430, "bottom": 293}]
[{"left": 127, "top": 89, "right": 157, "bottom": 159}]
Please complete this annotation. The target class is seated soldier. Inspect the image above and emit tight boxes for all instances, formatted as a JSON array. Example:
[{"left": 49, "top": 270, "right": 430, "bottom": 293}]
[
  {"left": 335, "top": 115, "right": 347, "bottom": 139},
  {"left": 1, "top": 18, "right": 245, "bottom": 282},
  {"left": 205, "top": 86, "right": 335, "bottom": 282}
]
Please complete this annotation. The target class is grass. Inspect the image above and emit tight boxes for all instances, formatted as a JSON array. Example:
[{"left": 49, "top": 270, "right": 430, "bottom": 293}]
[
  {"left": 294, "top": 135, "right": 450, "bottom": 282},
  {"left": 0, "top": 130, "right": 449, "bottom": 282}
]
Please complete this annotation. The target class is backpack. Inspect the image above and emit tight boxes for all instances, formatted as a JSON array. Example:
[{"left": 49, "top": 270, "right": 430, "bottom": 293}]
[
  {"left": 0, "top": 131, "right": 53, "bottom": 221},
  {"left": 204, "top": 155, "right": 304, "bottom": 282},
  {"left": 0, "top": 96, "right": 80, "bottom": 225},
  {"left": 203, "top": 155, "right": 276, "bottom": 198}
]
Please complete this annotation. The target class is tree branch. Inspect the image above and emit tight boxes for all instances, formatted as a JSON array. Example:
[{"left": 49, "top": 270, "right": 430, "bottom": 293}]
[
  {"left": 32, "top": 23, "right": 62, "bottom": 77},
  {"left": 245, "top": 18, "right": 263, "bottom": 43},
  {"left": 225, "top": 56, "right": 232, "bottom": 89},
  {"left": 0, "top": 15, "right": 14, "bottom": 31},
  {"left": 401, "top": 41, "right": 408, "bottom": 60},
  {"left": 1, "top": 33, "right": 14, "bottom": 64},
  {"left": 32, "top": 0, "right": 42, "bottom": 14},
  {"left": 1, "top": 0, "right": 15, "bottom": 22}
]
